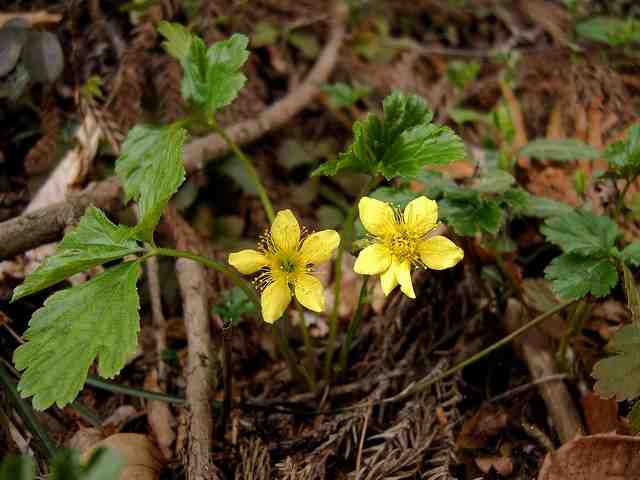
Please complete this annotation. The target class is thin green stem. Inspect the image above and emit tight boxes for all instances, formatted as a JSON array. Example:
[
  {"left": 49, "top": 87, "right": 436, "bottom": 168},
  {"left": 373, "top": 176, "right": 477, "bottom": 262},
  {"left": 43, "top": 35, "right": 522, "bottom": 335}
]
[
  {"left": 296, "top": 300, "right": 317, "bottom": 391},
  {"left": 324, "top": 176, "right": 380, "bottom": 382},
  {"left": 210, "top": 115, "right": 275, "bottom": 223},
  {"left": 85, "top": 377, "right": 186, "bottom": 405},
  {"left": 383, "top": 299, "right": 576, "bottom": 404},
  {"left": 69, "top": 401, "right": 102, "bottom": 428},
  {"left": 150, "top": 247, "right": 261, "bottom": 315},
  {"left": 338, "top": 277, "right": 369, "bottom": 376},
  {"left": 0, "top": 364, "right": 57, "bottom": 458}
]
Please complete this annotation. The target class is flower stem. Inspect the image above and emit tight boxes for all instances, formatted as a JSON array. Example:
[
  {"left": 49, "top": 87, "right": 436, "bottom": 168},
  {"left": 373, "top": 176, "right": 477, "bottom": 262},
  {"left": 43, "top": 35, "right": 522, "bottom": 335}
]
[
  {"left": 324, "top": 176, "right": 380, "bottom": 382},
  {"left": 209, "top": 115, "right": 275, "bottom": 223},
  {"left": 382, "top": 299, "right": 576, "bottom": 404},
  {"left": 272, "top": 320, "right": 315, "bottom": 392},
  {"left": 149, "top": 247, "right": 261, "bottom": 315},
  {"left": 86, "top": 377, "right": 186, "bottom": 404},
  {"left": 337, "top": 276, "right": 369, "bottom": 376},
  {"left": 296, "top": 300, "right": 317, "bottom": 391}
]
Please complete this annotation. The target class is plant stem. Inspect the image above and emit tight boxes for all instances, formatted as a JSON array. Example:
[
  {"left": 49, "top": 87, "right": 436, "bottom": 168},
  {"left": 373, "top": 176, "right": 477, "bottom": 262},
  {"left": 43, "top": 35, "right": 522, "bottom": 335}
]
[
  {"left": 338, "top": 277, "right": 369, "bottom": 376},
  {"left": 86, "top": 377, "right": 186, "bottom": 405},
  {"left": 150, "top": 247, "right": 261, "bottom": 314},
  {"left": 221, "top": 324, "right": 233, "bottom": 439},
  {"left": 209, "top": 115, "right": 275, "bottom": 223},
  {"left": 324, "top": 176, "right": 380, "bottom": 382},
  {"left": 272, "top": 320, "right": 315, "bottom": 392},
  {"left": 296, "top": 301, "right": 317, "bottom": 391},
  {"left": 0, "top": 364, "right": 57, "bottom": 458},
  {"left": 383, "top": 299, "right": 576, "bottom": 404}
]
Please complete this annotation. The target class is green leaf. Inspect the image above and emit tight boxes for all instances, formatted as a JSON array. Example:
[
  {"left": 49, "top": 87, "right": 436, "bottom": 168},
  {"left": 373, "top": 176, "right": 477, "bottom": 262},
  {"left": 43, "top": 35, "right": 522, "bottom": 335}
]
[
  {"left": 576, "top": 16, "right": 640, "bottom": 47},
  {"left": 544, "top": 254, "right": 618, "bottom": 300},
  {"left": 446, "top": 60, "right": 480, "bottom": 89},
  {"left": 115, "top": 124, "right": 187, "bottom": 242},
  {"left": 287, "top": 31, "right": 320, "bottom": 58},
  {"left": 604, "top": 124, "right": 640, "bottom": 174},
  {"left": 449, "top": 108, "right": 490, "bottom": 125},
  {"left": 313, "top": 91, "right": 465, "bottom": 179},
  {"left": 0, "top": 456, "right": 35, "bottom": 480},
  {"left": 211, "top": 287, "right": 256, "bottom": 325},
  {"left": 518, "top": 138, "right": 601, "bottom": 162},
  {"left": 369, "top": 186, "right": 420, "bottom": 208},
  {"left": 622, "top": 262, "right": 640, "bottom": 325},
  {"left": 500, "top": 188, "right": 530, "bottom": 213},
  {"left": 380, "top": 123, "right": 466, "bottom": 179},
  {"left": 622, "top": 242, "right": 640, "bottom": 267},
  {"left": 12, "top": 208, "right": 141, "bottom": 301},
  {"left": 252, "top": 21, "right": 279, "bottom": 47},
  {"left": 473, "top": 169, "right": 515, "bottom": 194},
  {"left": 523, "top": 195, "right": 573, "bottom": 218},
  {"left": 593, "top": 324, "right": 640, "bottom": 400},
  {"left": 158, "top": 21, "right": 192, "bottom": 66},
  {"left": 321, "top": 82, "right": 370, "bottom": 109},
  {"left": 439, "top": 197, "right": 502, "bottom": 236},
  {"left": 540, "top": 210, "right": 619, "bottom": 256},
  {"left": 14, "top": 261, "right": 141, "bottom": 410},
  {"left": 180, "top": 33, "right": 249, "bottom": 115}
]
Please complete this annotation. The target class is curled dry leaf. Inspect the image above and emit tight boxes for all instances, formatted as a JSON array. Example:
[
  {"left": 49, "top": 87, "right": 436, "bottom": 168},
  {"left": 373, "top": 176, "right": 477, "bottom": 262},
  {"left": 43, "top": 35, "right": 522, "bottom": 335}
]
[
  {"left": 538, "top": 433, "right": 640, "bottom": 480},
  {"left": 82, "top": 433, "right": 164, "bottom": 480},
  {"left": 580, "top": 392, "right": 619, "bottom": 435}
]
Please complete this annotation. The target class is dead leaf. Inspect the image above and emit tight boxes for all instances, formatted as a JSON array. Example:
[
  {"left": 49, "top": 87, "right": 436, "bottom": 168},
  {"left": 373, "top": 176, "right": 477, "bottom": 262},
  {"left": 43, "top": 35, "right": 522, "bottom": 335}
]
[
  {"left": 581, "top": 392, "right": 619, "bottom": 435},
  {"left": 144, "top": 369, "right": 176, "bottom": 459},
  {"left": 457, "top": 404, "right": 508, "bottom": 449},
  {"left": 67, "top": 427, "right": 104, "bottom": 451},
  {"left": 82, "top": 433, "right": 164, "bottom": 480},
  {"left": 538, "top": 433, "right": 640, "bottom": 480},
  {"left": 475, "top": 455, "right": 514, "bottom": 476}
]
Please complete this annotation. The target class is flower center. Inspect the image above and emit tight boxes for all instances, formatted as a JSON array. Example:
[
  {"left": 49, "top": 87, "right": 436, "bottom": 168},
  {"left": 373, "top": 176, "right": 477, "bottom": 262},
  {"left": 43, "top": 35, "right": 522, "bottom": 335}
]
[
  {"left": 385, "top": 230, "right": 420, "bottom": 264},
  {"left": 279, "top": 257, "right": 298, "bottom": 273}
]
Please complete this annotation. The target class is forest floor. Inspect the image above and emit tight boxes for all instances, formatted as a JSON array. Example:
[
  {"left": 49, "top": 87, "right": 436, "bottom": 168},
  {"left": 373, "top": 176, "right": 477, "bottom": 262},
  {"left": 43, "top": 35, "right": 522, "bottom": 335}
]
[{"left": 1, "top": 0, "right": 640, "bottom": 479}]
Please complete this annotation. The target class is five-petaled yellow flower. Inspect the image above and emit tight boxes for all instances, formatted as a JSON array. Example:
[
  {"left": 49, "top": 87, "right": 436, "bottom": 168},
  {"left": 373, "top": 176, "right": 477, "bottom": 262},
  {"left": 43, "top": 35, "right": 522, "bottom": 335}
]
[
  {"left": 354, "top": 196, "right": 463, "bottom": 298},
  {"left": 228, "top": 210, "right": 340, "bottom": 324}
]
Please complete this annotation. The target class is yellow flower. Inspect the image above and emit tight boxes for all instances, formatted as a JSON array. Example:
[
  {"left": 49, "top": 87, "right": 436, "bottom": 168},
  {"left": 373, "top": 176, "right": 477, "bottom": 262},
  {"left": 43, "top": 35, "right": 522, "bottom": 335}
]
[
  {"left": 353, "top": 196, "right": 463, "bottom": 298},
  {"left": 228, "top": 210, "right": 340, "bottom": 324}
]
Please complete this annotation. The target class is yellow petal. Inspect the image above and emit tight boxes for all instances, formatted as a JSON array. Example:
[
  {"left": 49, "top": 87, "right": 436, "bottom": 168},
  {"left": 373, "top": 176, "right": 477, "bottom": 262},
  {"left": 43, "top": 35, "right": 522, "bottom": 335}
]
[
  {"left": 404, "top": 196, "right": 438, "bottom": 236},
  {"left": 380, "top": 259, "right": 399, "bottom": 296},
  {"left": 353, "top": 243, "right": 392, "bottom": 275},
  {"left": 261, "top": 278, "right": 291, "bottom": 323},
  {"left": 418, "top": 236, "right": 464, "bottom": 270},
  {"left": 359, "top": 197, "right": 396, "bottom": 237},
  {"left": 294, "top": 273, "right": 325, "bottom": 312},
  {"left": 299, "top": 230, "right": 340, "bottom": 265},
  {"left": 271, "top": 209, "right": 300, "bottom": 252},
  {"left": 396, "top": 260, "right": 415, "bottom": 299},
  {"left": 228, "top": 249, "right": 269, "bottom": 274}
]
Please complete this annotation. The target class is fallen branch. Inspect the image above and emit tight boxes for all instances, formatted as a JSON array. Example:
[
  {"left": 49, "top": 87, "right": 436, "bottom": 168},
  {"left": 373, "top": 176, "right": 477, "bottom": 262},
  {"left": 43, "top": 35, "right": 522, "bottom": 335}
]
[
  {"left": 171, "top": 211, "right": 221, "bottom": 480},
  {"left": 0, "top": 5, "right": 346, "bottom": 260},
  {"left": 503, "top": 298, "right": 583, "bottom": 444}
]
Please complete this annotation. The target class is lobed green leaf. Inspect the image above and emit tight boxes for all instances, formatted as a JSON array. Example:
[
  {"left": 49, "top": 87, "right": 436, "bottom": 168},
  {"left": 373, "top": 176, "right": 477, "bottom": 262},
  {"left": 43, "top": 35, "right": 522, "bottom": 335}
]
[
  {"left": 313, "top": 91, "right": 465, "bottom": 179},
  {"left": 593, "top": 324, "right": 640, "bottom": 400},
  {"left": 115, "top": 124, "right": 187, "bottom": 242},
  {"left": 519, "top": 138, "right": 601, "bottom": 162},
  {"left": 14, "top": 261, "right": 141, "bottom": 410},
  {"left": 622, "top": 241, "right": 640, "bottom": 267},
  {"left": 158, "top": 21, "right": 192, "bottom": 66},
  {"left": 540, "top": 210, "right": 619, "bottom": 256},
  {"left": 544, "top": 253, "right": 618, "bottom": 300},
  {"left": 12, "top": 208, "right": 141, "bottom": 301},
  {"left": 524, "top": 195, "right": 573, "bottom": 219}
]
